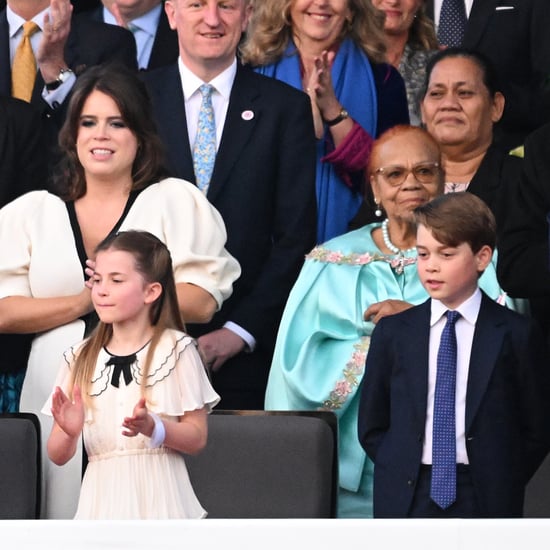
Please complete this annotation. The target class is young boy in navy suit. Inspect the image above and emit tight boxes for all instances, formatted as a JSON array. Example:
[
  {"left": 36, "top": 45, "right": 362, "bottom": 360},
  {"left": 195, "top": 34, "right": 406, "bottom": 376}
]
[{"left": 358, "top": 192, "right": 550, "bottom": 518}]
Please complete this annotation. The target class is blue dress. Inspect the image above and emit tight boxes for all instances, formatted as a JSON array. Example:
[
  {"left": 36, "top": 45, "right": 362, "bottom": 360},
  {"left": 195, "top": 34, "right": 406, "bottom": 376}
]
[{"left": 264, "top": 223, "right": 511, "bottom": 518}]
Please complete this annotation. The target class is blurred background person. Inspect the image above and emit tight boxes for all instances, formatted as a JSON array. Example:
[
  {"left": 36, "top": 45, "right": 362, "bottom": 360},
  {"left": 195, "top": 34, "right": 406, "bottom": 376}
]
[
  {"left": 241, "top": 0, "right": 409, "bottom": 243},
  {"left": 498, "top": 122, "right": 550, "bottom": 345},
  {"left": 265, "top": 124, "right": 511, "bottom": 518},
  {"left": 83, "top": 1, "right": 178, "bottom": 70},
  {"left": 426, "top": 0, "right": 550, "bottom": 151},
  {"left": 371, "top": 0, "right": 438, "bottom": 125},
  {"left": 420, "top": 48, "right": 522, "bottom": 235}
]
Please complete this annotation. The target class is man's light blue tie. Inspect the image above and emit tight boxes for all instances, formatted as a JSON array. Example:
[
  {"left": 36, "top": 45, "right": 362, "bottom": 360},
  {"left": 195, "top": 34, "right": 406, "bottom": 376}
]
[
  {"left": 193, "top": 84, "right": 216, "bottom": 194},
  {"left": 431, "top": 310, "right": 460, "bottom": 509},
  {"left": 437, "top": 0, "right": 467, "bottom": 47}
]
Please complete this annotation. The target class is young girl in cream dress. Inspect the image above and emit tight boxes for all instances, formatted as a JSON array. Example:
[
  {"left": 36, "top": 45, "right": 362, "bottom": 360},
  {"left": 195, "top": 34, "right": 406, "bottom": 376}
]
[{"left": 44, "top": 230, "right": 219, "bottom": 519}]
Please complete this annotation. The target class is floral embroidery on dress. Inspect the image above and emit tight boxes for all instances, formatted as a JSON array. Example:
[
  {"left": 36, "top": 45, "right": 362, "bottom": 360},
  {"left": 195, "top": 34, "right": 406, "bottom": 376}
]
[
  {"left": 307, "top": 245, "right": 417, "bottom": 274},
  {"left": 320, "top": 336, "right": 371, "bottom": 411}
]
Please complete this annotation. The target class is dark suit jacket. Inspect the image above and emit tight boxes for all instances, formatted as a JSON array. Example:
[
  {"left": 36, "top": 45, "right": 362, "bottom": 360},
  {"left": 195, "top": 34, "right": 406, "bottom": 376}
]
[
  {"left": 427, "top": 0, "right": 550, "bottom": 149},
  {"left": 358, "top": 293, "right": 550, "bottom": 518},
  {"left": 498, "top": 123, "right": 550, "bottom": 339},
  {"left": 142, "top": 63, "right": 317, "bottom": 408},
  {"left": 467, "top": 142, "right": 522, "bottom": 234},
  {"left": 0, "top": 96, "right": 47, "bottom": 207},
  {"left": 86, "top": 4, "right": 178, "bottom": 70},
  {"left": 71, "top": 0, "right": 101, "bottom": 13}
]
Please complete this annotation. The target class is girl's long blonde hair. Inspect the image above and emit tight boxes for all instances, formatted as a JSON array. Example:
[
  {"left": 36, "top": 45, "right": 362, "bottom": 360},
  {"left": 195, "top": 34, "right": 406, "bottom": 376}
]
[{"left": 71, "top": 231, "right": 184, "bottom": 407}]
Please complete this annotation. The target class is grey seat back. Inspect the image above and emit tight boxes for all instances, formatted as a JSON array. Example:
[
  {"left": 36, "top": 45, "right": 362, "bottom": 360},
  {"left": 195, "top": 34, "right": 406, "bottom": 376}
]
[
  {"left": 185, "top": 410, "right": 338, "bottom": 518},
  {"left": 0, "top": 413, "right": 41, "bottom": 519}
]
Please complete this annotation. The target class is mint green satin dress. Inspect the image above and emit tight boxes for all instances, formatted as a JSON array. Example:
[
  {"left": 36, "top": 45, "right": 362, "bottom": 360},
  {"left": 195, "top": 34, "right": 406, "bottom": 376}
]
[{"left": 264, "top": 223, "right": 511, "bottom": 518}]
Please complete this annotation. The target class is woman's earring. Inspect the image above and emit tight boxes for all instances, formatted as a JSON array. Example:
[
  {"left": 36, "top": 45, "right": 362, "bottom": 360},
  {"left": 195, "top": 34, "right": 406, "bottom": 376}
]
[{"left": 375, "top": 201, "right": 383, "bottom": 218}]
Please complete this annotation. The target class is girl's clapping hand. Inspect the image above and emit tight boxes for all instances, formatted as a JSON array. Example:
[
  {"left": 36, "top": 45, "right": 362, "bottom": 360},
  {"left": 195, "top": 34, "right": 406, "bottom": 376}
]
[{"left": 122, "top": 397, "right": 154, "bottom": 438}]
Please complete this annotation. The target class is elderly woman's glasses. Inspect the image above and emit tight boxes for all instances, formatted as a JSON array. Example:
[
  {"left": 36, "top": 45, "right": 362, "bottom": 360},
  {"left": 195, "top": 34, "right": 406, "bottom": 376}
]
[{"left": 374, "top": 162, "right": 440, "bottom": 186}]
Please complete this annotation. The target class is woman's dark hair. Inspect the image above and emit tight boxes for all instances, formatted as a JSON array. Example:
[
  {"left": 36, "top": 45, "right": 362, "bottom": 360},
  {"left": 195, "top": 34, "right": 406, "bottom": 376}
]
[
  {"left": 422, "top": 47, "right": 502, "bottom": 99},
  {"left": 53, "top": 63, "right": 169, "bottom": 200}
]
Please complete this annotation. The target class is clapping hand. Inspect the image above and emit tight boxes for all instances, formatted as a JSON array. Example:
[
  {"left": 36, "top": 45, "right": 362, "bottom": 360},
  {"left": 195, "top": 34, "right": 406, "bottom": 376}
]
[
  {"left": 122, "top": 398, "right": 154, "bottom": 438},
  {"left": 304, "top": 50, "right": 340, "bottom": 138},
  {"left": 51, "top": 385, "right": 84, "bottom": 438},
  {"left": 37, "top": 0, "right": 73, "bottom": 81}
]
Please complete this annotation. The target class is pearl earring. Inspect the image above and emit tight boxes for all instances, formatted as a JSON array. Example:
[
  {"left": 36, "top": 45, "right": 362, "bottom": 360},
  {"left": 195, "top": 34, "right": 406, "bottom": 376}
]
[{"left": 375, "top": 201, "right": 382, "bottom": 218}]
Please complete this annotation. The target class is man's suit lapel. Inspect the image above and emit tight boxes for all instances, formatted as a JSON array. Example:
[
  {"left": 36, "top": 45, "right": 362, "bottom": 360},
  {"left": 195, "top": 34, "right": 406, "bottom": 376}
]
[
  {"left": 465, "top": 294, "right": 507, "bottom": 430},
  {"left": 403, "top": 301, "right": 432, "bottom": 427},
  {"left": 207, "top": 64, "right": 259, "bottom": 203},
  {"left": 154, "top": 65, "right": 194, "bottom": 179},
  {"left": 0, "top": 10, "right": 12, "bottom": 97},
  {"left": 148, "top": 9, "right": 178, "bottom": 69},
  {"left": 463, "top": 0, "right": 500, "bottom": 48}
]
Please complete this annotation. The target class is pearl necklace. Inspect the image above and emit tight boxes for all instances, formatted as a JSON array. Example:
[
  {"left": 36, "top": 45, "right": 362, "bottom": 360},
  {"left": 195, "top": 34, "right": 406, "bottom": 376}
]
[{"left": 381, "top": 219, "right": 416, "bottom": 255}]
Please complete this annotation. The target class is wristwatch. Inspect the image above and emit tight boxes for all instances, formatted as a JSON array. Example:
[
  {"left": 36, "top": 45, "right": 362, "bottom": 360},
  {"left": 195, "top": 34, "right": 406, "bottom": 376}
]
[
  {"left": 45, "top": 68, "right": 74, "bottom": 91},
  {"left": 324, "top": 107, "right": 349, "bottom": 127}
]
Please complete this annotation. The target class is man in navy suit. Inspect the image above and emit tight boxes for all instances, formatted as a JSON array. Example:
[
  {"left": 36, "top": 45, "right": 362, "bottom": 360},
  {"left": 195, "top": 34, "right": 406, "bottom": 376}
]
[
  {"left": 359, "top": 192, "right": 550, "bottom": 517},
  {"left": 0, "top": 0, "right": 137, "bottom": 176},
  {"left": 142, "top": 0, "right": 317, "bottom": 409},
  {"left": 0, "top": 0, "right": 136, "bottom": 113},
  {"left": 427, "top": 0, "right": 550, "bottom": 150},
  {"left": 83, "top": 1, "right": 178, "bottom": 70}
]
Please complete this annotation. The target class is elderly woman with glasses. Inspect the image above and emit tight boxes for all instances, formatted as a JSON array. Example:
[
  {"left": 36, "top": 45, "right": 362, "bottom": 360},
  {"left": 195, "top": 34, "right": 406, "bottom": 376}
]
[{"left": 264, "top": 124, "right": 511, "bottom": 519}]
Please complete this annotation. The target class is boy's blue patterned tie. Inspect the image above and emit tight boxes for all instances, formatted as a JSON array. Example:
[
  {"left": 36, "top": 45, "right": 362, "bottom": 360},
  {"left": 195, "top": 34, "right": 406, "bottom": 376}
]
[
  {"left": 193, "top": 84, "right": 216, "bottom": 194},
  {"left": 431, "top": 310, "right": 460, "bottom": 509},
  {"left": 437, "top": 0, "right": 467, "bottom": 47}
]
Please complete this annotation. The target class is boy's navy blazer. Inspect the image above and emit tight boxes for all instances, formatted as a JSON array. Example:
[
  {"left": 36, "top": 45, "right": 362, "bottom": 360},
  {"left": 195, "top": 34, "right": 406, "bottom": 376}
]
[{"left": 358, "top": 292, "right": 550, "bottom": 517}]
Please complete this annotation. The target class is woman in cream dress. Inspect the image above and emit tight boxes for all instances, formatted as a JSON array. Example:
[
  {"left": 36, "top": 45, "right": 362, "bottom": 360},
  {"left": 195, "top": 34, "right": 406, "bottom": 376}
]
[{"left": 0, "top": 64, "right": 240, "bottom": 518}]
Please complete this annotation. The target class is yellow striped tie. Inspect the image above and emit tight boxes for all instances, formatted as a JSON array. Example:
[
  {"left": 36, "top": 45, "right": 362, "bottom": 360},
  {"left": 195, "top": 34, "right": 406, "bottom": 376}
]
[{"left": 11, "top": 21, "right": 40, "bottom": 102}]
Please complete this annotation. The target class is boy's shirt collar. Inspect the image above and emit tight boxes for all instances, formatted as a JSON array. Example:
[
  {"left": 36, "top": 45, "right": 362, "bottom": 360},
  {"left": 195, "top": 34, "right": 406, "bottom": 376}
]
[{"left": 430, "top": 288, "right": 482, "bottom": 327}]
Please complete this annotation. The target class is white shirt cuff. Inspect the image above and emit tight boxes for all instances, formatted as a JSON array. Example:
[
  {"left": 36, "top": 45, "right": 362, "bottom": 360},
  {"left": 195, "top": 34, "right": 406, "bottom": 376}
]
[{"left": 223, "top": 321, "right": 256, "bottom": 352}]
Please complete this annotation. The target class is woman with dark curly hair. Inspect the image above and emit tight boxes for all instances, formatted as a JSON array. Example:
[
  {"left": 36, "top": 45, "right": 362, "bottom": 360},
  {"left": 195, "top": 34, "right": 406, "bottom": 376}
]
[
  {"left": 0, "top": 63, "right": 239, "bottom": 519},
  {"left": 240, "top": 0, "right": 410, "bottom": 242}
]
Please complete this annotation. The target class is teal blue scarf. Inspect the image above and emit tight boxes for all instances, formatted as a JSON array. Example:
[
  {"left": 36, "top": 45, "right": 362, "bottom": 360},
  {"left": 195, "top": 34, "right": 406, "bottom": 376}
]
[{"left": 256, "top": 39, "right": 378, "bottom": 243}]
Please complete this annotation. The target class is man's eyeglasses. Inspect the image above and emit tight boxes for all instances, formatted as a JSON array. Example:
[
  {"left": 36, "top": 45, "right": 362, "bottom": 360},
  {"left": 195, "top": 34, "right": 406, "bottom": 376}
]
[{"left": 373, "top": 162, "right": 441, "bottom": 187}]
